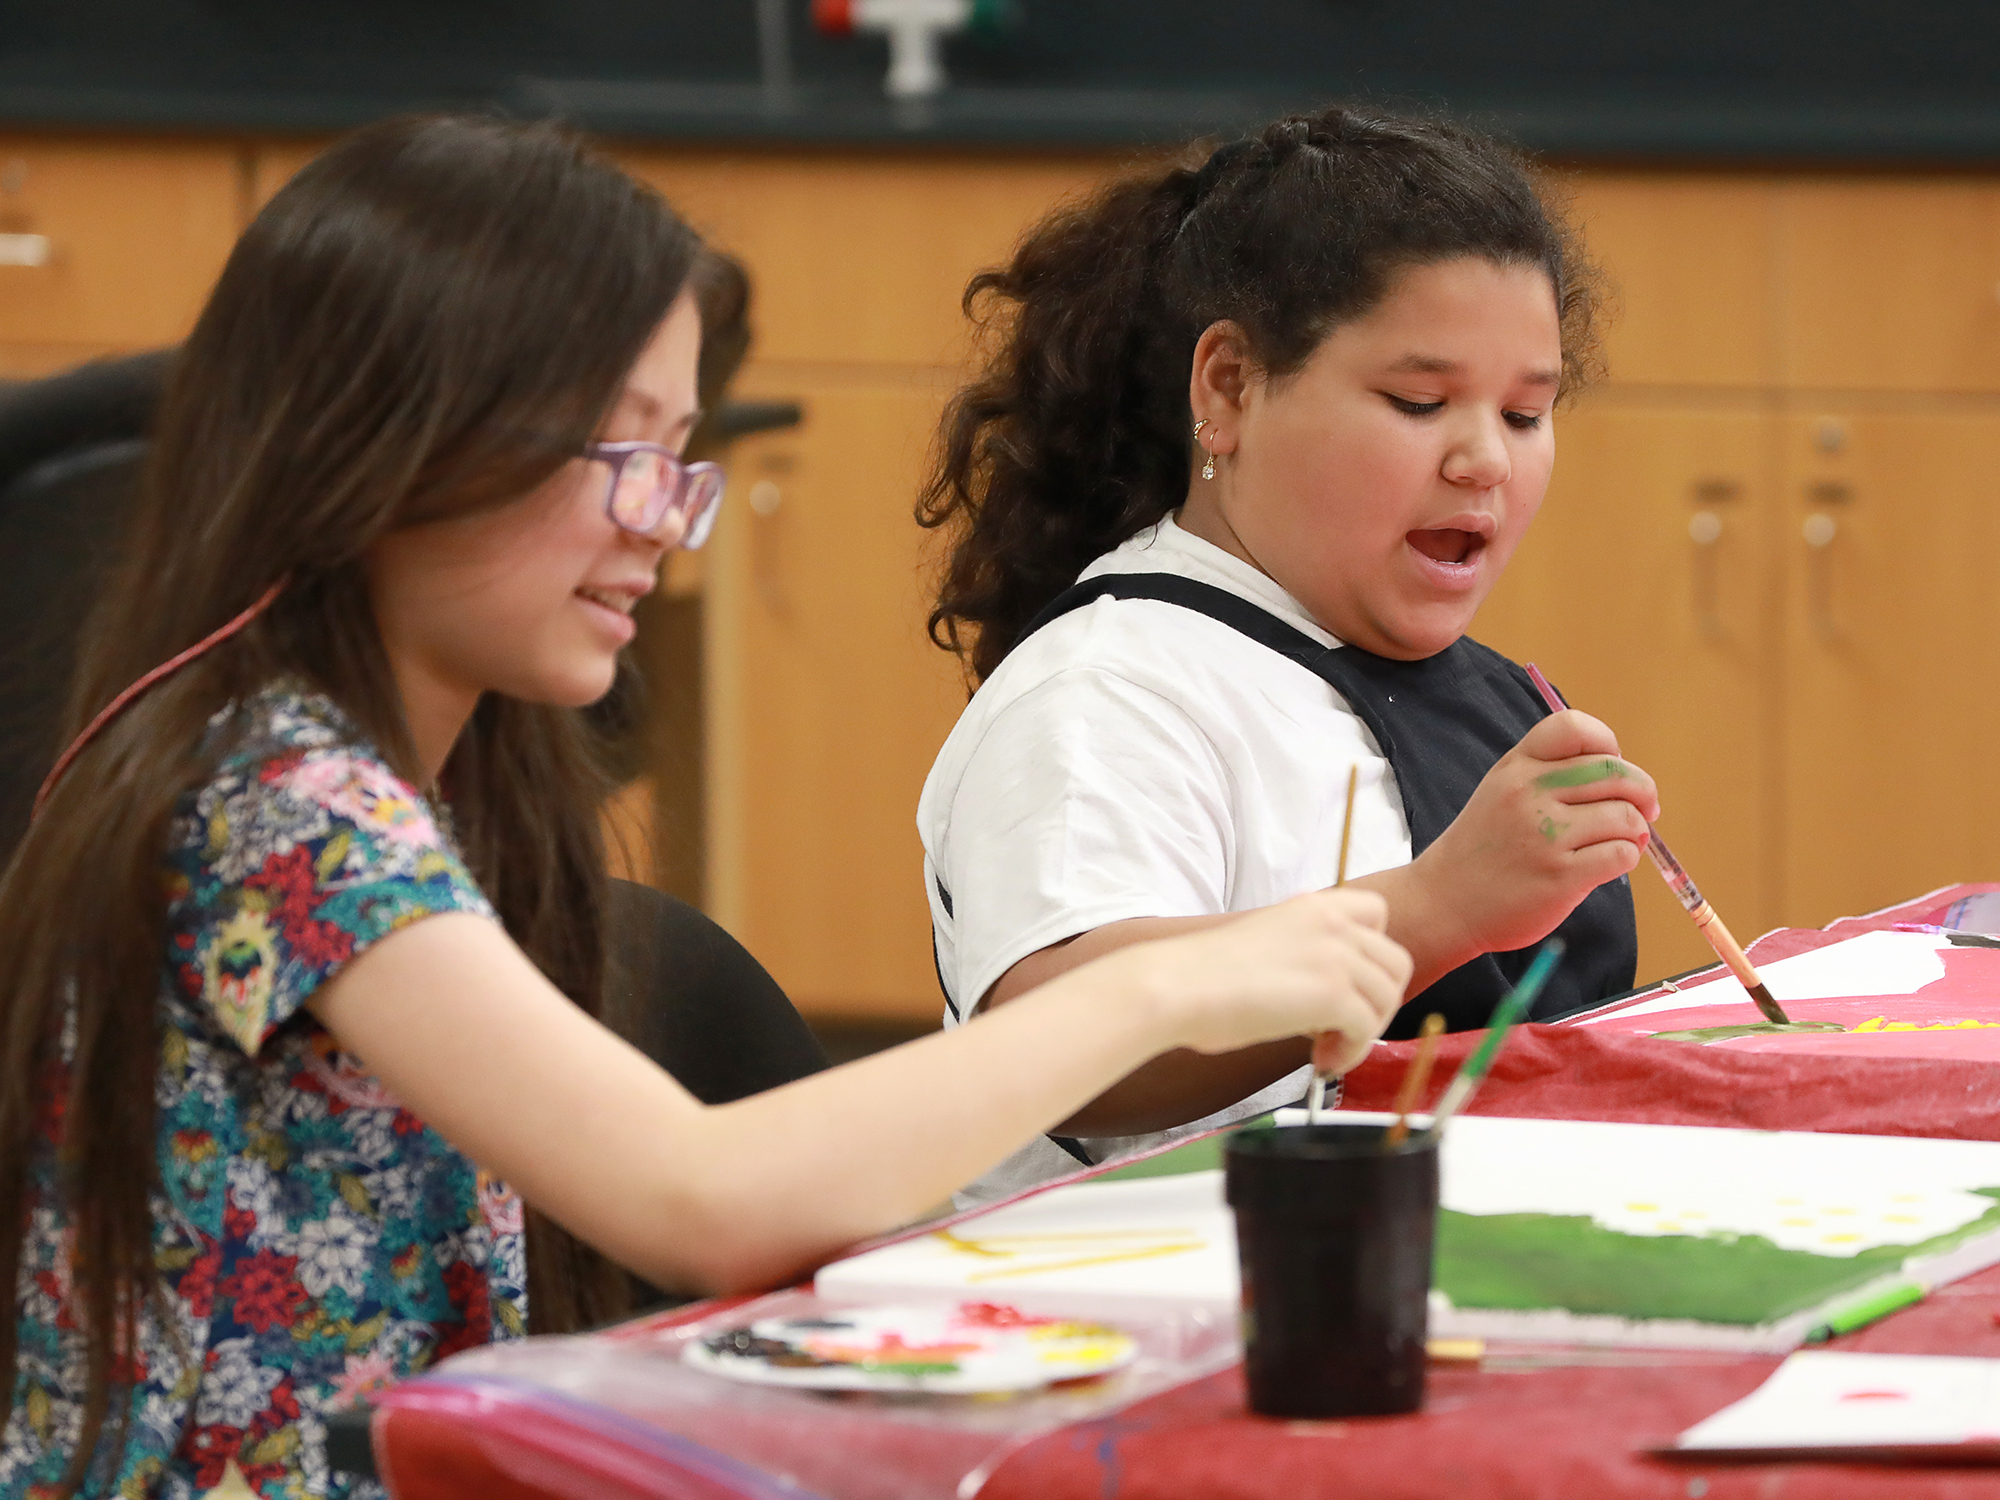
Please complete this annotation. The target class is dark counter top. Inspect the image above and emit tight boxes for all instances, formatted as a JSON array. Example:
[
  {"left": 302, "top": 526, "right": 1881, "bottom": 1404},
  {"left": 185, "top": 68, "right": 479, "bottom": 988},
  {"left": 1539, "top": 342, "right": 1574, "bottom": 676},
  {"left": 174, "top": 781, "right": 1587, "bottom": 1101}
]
[{"left": 4, "top": 0, "right": 1999, "bottom": 163}]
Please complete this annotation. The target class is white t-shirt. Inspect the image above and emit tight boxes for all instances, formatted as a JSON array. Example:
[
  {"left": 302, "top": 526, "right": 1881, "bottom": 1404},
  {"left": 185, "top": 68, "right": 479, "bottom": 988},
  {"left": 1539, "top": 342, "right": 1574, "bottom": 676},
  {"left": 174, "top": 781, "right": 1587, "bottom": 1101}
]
[{"left": 918, "top": 517, "right": 1414, "bottom": 1202}]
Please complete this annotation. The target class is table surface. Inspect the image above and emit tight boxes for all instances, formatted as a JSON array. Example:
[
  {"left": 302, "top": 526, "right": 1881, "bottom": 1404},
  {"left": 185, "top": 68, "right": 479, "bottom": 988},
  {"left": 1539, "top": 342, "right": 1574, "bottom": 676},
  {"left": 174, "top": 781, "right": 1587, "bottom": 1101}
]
[
  {"left": 972, "top": 882, "right": 2000, "bottom": 1500},
  {"left": 372, "top": 882, "right": 2000, "bottom": 1500}
]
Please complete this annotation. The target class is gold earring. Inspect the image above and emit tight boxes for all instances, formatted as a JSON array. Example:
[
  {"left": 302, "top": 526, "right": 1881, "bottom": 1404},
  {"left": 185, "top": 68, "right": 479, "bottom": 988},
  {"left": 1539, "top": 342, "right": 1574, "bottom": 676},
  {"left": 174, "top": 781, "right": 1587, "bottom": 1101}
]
[{"left": 1193, "top": 419, "right": 1217, "bottom": 480}]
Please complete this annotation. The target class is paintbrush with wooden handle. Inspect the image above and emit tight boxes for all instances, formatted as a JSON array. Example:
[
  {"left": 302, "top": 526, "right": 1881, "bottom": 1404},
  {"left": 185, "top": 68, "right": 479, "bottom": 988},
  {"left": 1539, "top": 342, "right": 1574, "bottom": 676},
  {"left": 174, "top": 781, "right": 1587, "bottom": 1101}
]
[{"left": 1523, "top": 664, "right": 1790, "bottom": 1026}]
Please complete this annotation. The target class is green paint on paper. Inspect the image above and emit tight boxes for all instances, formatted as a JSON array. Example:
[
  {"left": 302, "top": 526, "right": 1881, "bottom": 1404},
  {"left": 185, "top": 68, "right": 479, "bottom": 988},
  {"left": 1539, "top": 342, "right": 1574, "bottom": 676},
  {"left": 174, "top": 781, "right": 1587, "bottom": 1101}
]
[
  {"left": 1433, "top": 1189, "right": 2000, "bottom": 1326},
  {"left": 1651, "top": 1021, "right": 1848, "bottom": 1043},
  {"left": 1535, "top": 758, "right": 1630, "bottom": 791},
  {"left": 1538, "top": 814, "right": 1568, "bottom": 842}
]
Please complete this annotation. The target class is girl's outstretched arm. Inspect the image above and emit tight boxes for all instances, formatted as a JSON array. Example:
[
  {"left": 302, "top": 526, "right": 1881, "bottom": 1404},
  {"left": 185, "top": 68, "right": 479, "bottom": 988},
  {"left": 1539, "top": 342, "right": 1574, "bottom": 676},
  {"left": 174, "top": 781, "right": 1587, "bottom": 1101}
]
[{"left": 309, "top": 887, "right": 1407, "bottom": 1297}]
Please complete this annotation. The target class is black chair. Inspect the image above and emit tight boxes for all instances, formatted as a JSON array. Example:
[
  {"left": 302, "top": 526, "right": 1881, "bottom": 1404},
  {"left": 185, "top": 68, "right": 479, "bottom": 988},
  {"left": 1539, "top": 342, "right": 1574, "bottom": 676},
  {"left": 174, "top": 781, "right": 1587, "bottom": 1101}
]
[{"left": 0, "top": 352, "right": 166, "bottom": 855}]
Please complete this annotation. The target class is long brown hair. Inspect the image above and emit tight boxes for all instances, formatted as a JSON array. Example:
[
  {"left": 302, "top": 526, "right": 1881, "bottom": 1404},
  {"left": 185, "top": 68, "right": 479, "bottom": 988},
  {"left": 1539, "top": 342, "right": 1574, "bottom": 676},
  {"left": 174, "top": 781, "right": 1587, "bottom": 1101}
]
[
  {"left": 921, "top": 105, "right": 1604, "bottom": 683},
  {"left": 0, "top": 114, "right": 700, "bottom": 1488}
]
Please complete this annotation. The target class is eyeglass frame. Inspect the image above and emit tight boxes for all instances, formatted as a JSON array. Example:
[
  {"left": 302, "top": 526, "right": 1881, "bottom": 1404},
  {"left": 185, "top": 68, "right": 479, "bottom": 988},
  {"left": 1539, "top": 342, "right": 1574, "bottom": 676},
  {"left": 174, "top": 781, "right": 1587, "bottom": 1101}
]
[{"left": 584, "top": 440, "right": 725, "bottom": 550}]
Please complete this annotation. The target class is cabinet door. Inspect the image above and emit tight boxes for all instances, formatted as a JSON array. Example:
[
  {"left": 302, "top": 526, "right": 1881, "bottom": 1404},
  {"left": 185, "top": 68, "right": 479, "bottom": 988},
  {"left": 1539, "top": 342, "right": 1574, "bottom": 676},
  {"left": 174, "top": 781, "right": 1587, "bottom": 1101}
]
[
  {"left": 0, "top": 140, "right": 243, "bottom": 375},
  {"left": 1474, "top": 401, "right": 1780, "bottom": 979},
  {"left": 702, "top": 369, "right": 967, "bottom": 1020},
  {"left": 618, "top": 150, "right": 1118, "bottom": 368},
  {"left": 1779, "top": 181, "right": 2000, "bottom": 393},
  {"left": 1780, "top": 410, "right": 2000, "bottom": 925},
  {"left": 1568, "top": 175, "right": 1779, "bottom": 388}
]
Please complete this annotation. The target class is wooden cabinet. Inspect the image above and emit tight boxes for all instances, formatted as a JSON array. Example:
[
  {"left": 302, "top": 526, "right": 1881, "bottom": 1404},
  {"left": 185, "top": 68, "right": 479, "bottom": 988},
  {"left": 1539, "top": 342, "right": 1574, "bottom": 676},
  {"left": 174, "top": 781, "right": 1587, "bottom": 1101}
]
[
  {"left": 1778, "top": 408, "right": 2000, "bottom": 923},
  {"left": 0, "top": 138, "right": 245, "bottom": 376},
  {"left": 702, "top": 369, "right": 970, "bottom": 1018},
  {"left": 1779, "top": 180, "right": 2000, "bottom": 393},
  {"left": 617, "top": 150, "right": 1117, "bottom": 367},
  {"left": 1566, "top": 175, "right": 1780, "bottom": 388}
]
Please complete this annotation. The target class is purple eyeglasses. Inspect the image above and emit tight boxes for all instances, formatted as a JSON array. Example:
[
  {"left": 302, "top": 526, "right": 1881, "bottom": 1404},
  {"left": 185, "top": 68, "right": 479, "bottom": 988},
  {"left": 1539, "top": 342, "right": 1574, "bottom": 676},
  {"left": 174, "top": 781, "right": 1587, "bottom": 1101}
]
[{"left": 585, "top": 441, "right": 725, "bottom": 549}]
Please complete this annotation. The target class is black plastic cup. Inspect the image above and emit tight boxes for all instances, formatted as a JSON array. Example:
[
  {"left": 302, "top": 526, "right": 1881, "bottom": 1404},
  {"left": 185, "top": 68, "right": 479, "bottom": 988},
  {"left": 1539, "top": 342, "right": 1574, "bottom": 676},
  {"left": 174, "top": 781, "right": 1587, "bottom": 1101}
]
[{"left": 1224, "top": 1121, "right": 1440, "bottom": 1419}]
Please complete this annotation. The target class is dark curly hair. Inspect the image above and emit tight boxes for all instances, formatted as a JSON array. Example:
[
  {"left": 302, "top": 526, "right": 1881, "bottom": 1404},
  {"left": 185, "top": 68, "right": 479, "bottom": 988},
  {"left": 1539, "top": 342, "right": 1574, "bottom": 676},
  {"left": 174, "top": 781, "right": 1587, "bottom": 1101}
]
[{"left": 920, "top": 105, "right": 1604, "bottom": 684}]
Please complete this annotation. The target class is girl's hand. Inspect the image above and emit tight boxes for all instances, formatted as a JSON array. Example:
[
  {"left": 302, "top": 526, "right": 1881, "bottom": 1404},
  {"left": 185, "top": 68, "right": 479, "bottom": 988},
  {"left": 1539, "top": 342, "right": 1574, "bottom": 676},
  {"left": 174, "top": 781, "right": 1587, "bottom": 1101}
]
[
  {"left": 1121, "top": 888, "right": 1412, "bottom": 1072},
  {"left": 1414, "top": 709, "right": 1658, "bottom": 959}
]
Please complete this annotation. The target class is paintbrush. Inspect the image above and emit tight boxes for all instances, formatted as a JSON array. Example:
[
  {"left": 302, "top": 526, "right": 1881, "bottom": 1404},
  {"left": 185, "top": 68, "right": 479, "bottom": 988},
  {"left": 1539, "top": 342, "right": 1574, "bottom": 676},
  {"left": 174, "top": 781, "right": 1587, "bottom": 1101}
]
[
  {"left": 1306, "top": 765, "right": 1363, "bottom": 1124},
  {"left": 1523, "top": 663, "right": 1791, "bottom": 1027},
  {"left": 1427, "top": 938, "right": 1564, "bottom": 1134},
  {"left": 1382, "top": 1012, "right": 1445, "bottom": 1149}
]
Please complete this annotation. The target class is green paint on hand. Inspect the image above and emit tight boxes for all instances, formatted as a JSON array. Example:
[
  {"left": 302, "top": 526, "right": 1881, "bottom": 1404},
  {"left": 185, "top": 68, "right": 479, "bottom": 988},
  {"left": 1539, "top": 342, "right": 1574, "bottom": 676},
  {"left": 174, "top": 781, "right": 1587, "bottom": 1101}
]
[
  {"left": 1538, "top": 814, "right": 1569, "bottom": 842},
  {"left": 1651, "top": 1021, "right": 1847, "bottom": 1043},
  {"left": 1536, "top": 758, "right": 1630, "bottom": 791},
  {"left": 1434, "top": 1188, "right": 2000, "bottom": 1326}
]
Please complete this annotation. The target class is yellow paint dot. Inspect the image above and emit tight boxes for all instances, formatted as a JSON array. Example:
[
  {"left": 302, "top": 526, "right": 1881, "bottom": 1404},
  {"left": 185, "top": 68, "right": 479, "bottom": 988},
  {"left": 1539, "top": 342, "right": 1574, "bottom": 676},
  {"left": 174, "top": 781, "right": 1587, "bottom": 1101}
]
[
  {"left": 1625, "top": 1202, "right": 1659, "bottom": 1213},
  {"left": 1883, "top": 1214, "right": 1920, "bottom": 1224},
  {"left": 1822, "top": 1233, "right": 1861, "bottom": 1244},
  {"left": 1656, "top": 1223, "right": 1685, "bottom": 1234},
  {"left": 1781, "top": 1217, "right": 1814, "bottom": 1227}
]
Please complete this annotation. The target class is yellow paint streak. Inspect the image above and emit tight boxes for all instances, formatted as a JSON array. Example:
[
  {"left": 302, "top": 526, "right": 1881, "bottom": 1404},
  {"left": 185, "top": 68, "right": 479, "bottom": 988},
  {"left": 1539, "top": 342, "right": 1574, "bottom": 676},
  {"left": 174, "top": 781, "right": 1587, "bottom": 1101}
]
[{"left": 967, "top": 1241, "right": 1206, "bottom": 1282}]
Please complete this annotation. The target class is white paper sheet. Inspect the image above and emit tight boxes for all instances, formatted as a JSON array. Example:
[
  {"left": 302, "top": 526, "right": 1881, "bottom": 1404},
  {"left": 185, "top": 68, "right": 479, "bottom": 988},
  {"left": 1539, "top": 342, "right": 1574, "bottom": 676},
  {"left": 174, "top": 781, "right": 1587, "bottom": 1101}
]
[
  {"left": 1674, "top": 1352, "right": 2000, "bottom": 1454},
  {"left": 1575, "top": 930, "right": 1949, "bottom": 1026}
]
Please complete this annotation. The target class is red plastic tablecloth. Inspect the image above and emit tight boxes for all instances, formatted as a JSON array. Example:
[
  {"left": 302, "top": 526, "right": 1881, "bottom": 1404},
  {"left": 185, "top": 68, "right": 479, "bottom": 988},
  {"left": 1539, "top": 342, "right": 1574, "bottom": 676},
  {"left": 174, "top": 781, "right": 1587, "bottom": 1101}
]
[
  {"left": 978, "top": 883, "right": 2000, "bottom": 1500},
  {"left": 375, "top": 883, "right": 2000, "bottom": 1499}
]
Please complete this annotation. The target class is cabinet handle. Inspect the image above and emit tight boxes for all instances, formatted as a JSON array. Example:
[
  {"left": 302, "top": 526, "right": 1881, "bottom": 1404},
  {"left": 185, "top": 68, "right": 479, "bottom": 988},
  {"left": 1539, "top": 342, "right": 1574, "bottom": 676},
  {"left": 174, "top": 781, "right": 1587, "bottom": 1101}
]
[
  {"left": 1688, "top": 509, "right": 1724, "bottom": 639},
  {"left": 1802, "top": 512, "right": 1839, "bottom": 641},
  {"left": 749, "top": 478, "right": 786, "bottom": 614},
  {"left": 0, "top": 232, "right": 50, "bottom": 267}
]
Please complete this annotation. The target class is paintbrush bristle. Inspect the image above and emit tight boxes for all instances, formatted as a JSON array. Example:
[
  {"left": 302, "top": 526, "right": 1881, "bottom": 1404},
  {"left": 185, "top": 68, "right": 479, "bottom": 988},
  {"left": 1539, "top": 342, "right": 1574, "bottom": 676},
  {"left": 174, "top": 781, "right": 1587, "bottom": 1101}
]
[{"left": 1748, "top": 982, "right": 1791, "bottom": 1026}]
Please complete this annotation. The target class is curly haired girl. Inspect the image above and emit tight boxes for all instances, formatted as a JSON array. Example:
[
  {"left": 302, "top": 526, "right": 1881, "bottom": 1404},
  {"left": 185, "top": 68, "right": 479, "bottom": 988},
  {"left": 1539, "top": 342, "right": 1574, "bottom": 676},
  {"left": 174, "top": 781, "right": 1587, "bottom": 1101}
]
[{"left": 919, "top": 106, "right": 1659, "bottom": 1199}]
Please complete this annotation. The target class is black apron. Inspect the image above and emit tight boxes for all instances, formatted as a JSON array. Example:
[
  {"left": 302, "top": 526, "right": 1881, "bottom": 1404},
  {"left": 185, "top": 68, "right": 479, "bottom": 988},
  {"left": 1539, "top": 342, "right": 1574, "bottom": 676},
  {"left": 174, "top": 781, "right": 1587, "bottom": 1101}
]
[{"left": 1008, "top": 573, "right": 1637, "bottom": 1037}]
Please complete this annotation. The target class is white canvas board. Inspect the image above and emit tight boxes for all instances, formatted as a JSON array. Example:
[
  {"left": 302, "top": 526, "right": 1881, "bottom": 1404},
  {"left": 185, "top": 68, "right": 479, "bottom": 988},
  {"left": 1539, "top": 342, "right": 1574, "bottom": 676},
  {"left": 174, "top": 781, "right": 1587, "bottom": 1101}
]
[
  {"left": 818, "top": 1116, "right": 2000, "bottom": 1351},
  {"left": 1574, "top": 930, "right": 1949, "bottom": 1026},
  {"left": 1674, "top": 1352, "right": 2000, "bottom": 1454}
]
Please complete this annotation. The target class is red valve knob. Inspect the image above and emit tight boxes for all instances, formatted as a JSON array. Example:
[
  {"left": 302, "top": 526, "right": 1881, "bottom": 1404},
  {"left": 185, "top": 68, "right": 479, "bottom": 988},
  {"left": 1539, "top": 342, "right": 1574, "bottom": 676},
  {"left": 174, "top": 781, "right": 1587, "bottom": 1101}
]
[{"left": 812, "top": 0, "right": 856, "bottom": 34}]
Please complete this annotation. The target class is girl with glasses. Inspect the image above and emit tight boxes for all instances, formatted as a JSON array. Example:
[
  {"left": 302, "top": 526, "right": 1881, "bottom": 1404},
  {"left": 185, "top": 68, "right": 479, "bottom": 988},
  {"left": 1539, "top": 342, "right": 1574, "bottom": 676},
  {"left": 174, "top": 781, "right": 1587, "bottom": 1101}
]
[{"left": 0, "top": 115, "right": 1410, "bottom": 1497}]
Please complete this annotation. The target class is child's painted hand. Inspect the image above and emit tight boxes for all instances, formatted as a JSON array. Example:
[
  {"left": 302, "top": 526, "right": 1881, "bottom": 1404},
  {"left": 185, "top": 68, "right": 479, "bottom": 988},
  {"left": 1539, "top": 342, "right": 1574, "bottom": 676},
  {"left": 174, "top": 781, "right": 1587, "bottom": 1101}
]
[
  {"left": 1418, "top": 708, "right": 1659, "bottom": 958},
  {"left": 1140, "top": 888, "right": 1412, "bottom": 1071}
]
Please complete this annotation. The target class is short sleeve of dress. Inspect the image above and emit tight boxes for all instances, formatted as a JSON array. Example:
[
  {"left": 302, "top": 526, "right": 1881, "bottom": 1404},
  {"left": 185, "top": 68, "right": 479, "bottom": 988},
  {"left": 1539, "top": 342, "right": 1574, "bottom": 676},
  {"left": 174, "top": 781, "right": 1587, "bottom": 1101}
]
[{"left": 164, "top": 733, "right": 497, "bottom": 1057}]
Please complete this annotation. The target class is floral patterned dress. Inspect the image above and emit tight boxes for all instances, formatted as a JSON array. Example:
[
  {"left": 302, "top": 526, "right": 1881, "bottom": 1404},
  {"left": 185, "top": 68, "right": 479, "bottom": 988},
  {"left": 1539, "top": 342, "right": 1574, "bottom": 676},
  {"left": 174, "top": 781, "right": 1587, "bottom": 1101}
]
[{"left": 2, "top": 683, "right": 528, "bottom": 1498}]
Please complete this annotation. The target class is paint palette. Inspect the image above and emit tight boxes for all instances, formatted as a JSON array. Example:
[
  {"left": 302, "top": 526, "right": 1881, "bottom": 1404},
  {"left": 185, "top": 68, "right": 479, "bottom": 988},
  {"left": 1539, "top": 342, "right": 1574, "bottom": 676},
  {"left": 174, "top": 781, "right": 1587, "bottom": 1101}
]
[{"left": 683, "top": 1300, "right": 1139, "bottom": 1394}]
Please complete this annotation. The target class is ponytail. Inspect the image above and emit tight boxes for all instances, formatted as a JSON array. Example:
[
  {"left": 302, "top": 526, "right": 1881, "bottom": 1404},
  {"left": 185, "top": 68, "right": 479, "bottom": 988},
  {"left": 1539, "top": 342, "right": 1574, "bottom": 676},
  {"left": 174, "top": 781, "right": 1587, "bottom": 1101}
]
[{"left": 922, "top": 106, "right": 1602, "bottom": 683}]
